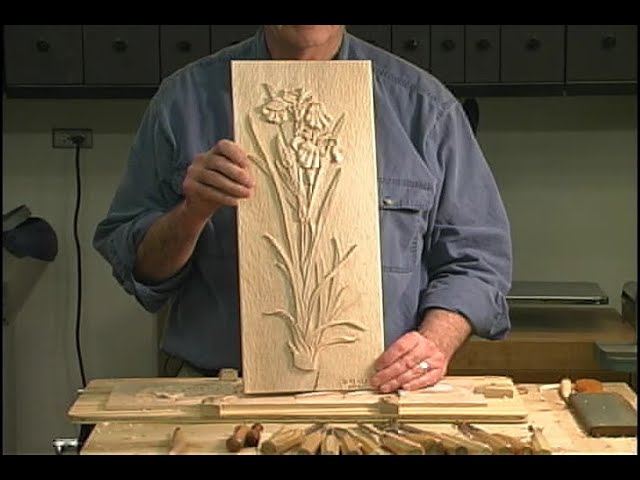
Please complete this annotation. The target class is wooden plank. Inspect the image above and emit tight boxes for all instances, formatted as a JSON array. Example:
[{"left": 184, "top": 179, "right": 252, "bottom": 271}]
[
  {"left": 105, "top": 378, "right": 242, "bottom": 411},
  {"left": 80, "top": 383, "right": 637, "bottom": 454},
  {"left": 69, "top": 376, "right": 526, "bottom": 424},
  {"left": 231, "top": 60, "right": 384, "bottom": 394}
]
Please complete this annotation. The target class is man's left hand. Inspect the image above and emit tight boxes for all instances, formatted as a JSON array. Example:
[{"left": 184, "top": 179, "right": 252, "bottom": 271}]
[{"left": 369, "top": 331, "right": 447, "bottom": 393}]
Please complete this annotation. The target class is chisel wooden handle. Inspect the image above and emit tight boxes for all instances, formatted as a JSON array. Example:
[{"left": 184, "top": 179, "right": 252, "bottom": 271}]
[
  {"left": 493, "top": 433, "right": 533, "bottom": 455},
  {"left": 334, "top": 428, "right": 362, "bottom": 455},
  {"left": 245, "top": 423, "right": 264, "bottom": 448},
  {"left": 559, "top": 378, "right": 573, "bottom": 403},
  {"left": 226, "top": 424, "right": 251, "bottom": 452},
  {"left": 402, "top": 432, "right": 446, "bottom": 455},
  {"left": 359, "top": 423, "right": 424, "bottom": 455},
  {"left": 380, "top": 431, "right": 424, "bottom": 455},
  {"left": 435, "top": 431, "right": 492, "bottom": 455},
  {"left": 320, "top": 431, "right": 341, "bottom": 455},
  {"left": 400, "top": 428, "right": 466, "bottom": 455},
  {"left": 351, "top": 428, "right": 386, "bottom": 455},
  {"left": 260, "top": 428, "right": 304, "bottom": 455},
  {"left": 456, "top": 423, "right": 514, "bottom": 454},
  {"left": 529, "top": 426, "right": 552, "bottom": 455},
  {"left": 168, "top": 427, "right": 190, "bottom": 455},
  {"left": 297, "top": 429, "right": 326, "bottom": 455}
]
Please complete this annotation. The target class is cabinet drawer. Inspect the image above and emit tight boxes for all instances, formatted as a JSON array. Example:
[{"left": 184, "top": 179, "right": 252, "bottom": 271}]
[
  {"left": 211, "top": 25, "right": 258, "bottom": 52},
  {"left": 84, "top": 25, "right": 159, "bottom": 85},
  {"left": 567, "top": 25, "right": 637, "bottom": 81},
  {"left": 501, "top": 25, "right": 565, "bottom": 83},
  {"left": 347, "top": 25, "right": 391, "bottom": 51},
  {"left": 161, "top": 25, "right": 210, "bottom": 78},
  {"left": 431, "top": 25, "right": 464, "bottom": 84},
  {"left": 465, "top": 25, "right": 499, "bottom": 83},
  {"left": 391, "top": 25, "right": 430, "bottom": 71},
  {"left": 4, "top": 25, "right": 83, "bottom": 85}
]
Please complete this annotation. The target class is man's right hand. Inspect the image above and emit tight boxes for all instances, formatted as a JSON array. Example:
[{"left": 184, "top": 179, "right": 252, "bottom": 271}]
[{"left": 182, "top": 139, "right": 255, "bottom": 222}]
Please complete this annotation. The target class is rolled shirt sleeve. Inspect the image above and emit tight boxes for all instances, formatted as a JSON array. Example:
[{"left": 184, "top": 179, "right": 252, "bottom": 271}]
[
  {"left": 419, "top": 101, "right": 513, "bottom": 339},
  {"left": 93, "top": 90, "right": 190, "bottom": 313}
]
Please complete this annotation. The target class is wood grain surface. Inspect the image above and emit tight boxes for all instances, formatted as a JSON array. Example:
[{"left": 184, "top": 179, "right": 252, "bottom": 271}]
[{"left": 232, "top": 60, "right": 384, "bottom": 394}]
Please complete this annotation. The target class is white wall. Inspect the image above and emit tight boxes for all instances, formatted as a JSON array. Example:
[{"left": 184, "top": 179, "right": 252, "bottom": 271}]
[
  {"left": 3, "top": 98, "right": 159, "bottom": 454},
  {"left": 478, "top": 95, "right": 636, "bottom": 310},
  {"left": 2, "top": 94, "right": 636, "bottom": 453}
]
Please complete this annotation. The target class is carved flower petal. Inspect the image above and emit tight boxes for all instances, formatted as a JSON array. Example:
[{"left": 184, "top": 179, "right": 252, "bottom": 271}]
[
  {"left": 331, "top": 147, "right": 344, "bottom": 163},
  {"left": 304, "top": 102, "right": 332, "bottom": 130},
  {"left": 282, "top": 91, "right": 299, "bottom": 104},
  {"left": 264, "top": 98, "right": 289, "bottom": 111},
  {"left": 291, "top": 136, "right": 305, "bottom": 151}
]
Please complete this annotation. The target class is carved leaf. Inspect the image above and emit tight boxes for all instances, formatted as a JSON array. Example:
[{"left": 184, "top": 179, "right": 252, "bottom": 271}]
[
  {"left": 331, "top": 113, "right": 346, "bottom": 137},
  {"left": 265, "top": 309, "right": 296, "bottom": 325},
  {"left": 276, "top": 131, "right": 294, "bottom": 168},
  {"left": 321, "top": 320, "right": 366, "bottom": 332},
  {"left": 320, "top": 335, "right": 357, "bottom": 348}
]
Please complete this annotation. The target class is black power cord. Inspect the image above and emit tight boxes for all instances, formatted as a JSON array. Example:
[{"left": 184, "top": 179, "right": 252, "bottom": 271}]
[{"left": 70, "top": 135, "right": 86, "bottom": 389}]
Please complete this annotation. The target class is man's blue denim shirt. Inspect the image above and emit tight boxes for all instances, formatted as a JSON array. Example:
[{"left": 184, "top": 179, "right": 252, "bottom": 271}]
[{"left": 94, "top": 28, "right": 512, "bottom": 371}]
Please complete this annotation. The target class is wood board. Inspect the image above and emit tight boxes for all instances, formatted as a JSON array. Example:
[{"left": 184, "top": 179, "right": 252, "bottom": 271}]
[
  {"left": 69, "top": 376, "right": 527, "bottom": 424},
  {"left": 231, "top": 60, "right": 384, "bottom": 394},
  {"left": 105, "top": 378, "right": 242, "bottom": 411},
  {"left": 79, "top": 383, "right": 637, "bottom": 454},
  {"left": 202, "top": 376, "right": 527, "bottom": 423}
]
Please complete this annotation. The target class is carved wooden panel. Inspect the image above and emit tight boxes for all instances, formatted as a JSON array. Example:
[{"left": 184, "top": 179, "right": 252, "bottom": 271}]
[{"left": 232, "top": 61, "right": 384, "bottom": 394}]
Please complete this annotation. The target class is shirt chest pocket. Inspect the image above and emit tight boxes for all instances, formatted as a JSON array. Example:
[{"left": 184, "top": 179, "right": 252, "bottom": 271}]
[{"left": 379, "top": 179, "right": 435, "bottom": 273}]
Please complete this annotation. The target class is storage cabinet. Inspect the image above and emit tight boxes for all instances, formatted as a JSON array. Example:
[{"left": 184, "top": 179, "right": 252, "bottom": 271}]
[
  {"left": 391, "top": 25, "right": 430, "bottom": 71},
  {"left": 160, "top": 25, "right": 210, "bottom": 78},
  {"left": 465, "top": 25, "right": 499, "bottom": 83},
  {"left": 84, "top": 25, "right": 159, "bottom": 85},
  {"left": 3, "top": 25, "right": 636, "bottom": 98},
  {"left": 431, "top": 25, "right": 464, "bottom": 84},
  {"left": 501, "top": 25, "right": 565, "bottom": 83},
  {"left": 567, "top": 25, "right": 637, "bottom": 82},
  {"left": 4, "top": 25, "right": 83, "bottom": 85}
]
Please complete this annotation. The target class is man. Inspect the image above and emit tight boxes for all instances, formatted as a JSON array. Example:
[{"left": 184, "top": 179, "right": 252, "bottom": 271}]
[{"left": 94, "top": 25, "right": 512, "bottom": 393}]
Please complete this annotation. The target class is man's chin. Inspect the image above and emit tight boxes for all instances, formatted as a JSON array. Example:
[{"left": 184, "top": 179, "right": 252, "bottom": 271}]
[{"left": 284, "top": 25, "right": 341, "bottom": 46}]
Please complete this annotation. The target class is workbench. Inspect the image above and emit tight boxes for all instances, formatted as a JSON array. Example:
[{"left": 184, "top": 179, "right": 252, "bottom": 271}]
[
  {"left": 449, "top": 306, "right": 637, "bottom": 384},
  {"left": 74, "top": 381, "right": 636, "bottom": 455}
]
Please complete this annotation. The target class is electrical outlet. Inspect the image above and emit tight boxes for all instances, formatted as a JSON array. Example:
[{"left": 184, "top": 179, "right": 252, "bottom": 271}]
[{"left": 52, "top": 128, "right": 93, "bottom": 149}]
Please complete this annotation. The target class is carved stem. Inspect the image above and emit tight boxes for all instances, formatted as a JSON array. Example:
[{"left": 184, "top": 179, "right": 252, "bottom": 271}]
[
  {"left": 247, "top": 116, "right": 303, "bottom": 322},
  {"left": 304, "top": 169, "right": 342, "bottom": 309},
  {"left": 307, "top": 242, "right": 357, "bottom": 321}
]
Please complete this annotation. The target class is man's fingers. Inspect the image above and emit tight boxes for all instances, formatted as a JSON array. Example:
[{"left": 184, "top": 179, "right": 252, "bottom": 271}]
[
  {"left": 211, "top": 139, "right": 249, "bottom": 167},
  {"left": 373, "top": 331, "right": 422, "bottom": 371},
  {"left": 370, "top": 339, "right": 430, "bottom": 389},
  {"left": 207, "top": 155, "right": 255, "bottom": 189},
  {"left": 195, "top": 166, "right": 253, "bottom": 199},
  {"left": 401, "top": 367, "right": 444, "bottom": 391},
  {"left": 184, "top": 177, "right": 240, "bottom": 208},
  {"left": 378, "top": 362, "right": 425, "bottom": 393}
]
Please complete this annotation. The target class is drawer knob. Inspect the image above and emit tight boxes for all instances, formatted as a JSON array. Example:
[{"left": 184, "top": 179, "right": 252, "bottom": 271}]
[
  {"left": 441, "top": 39, "right": 456, "bottom": 51},
  {"left": 525, "top": 37, "right": 541, "bottom": 51},
  {"left": 177, "top": 40, "right": 192, "bottom": 52},
  {"left": 404, "top": 39, "right": 419, "bottom": 51},
  {"left": 112, "top": 39, "right": 128, "bottom": 53},
  {"left": 476, "top": 38, "right": 491, "bottom": 51},
  {"left": 35, "top": 39, "right": 50, "bottom": 53},
  {"left": 602, "top": 35, "right": 617, "bottom": 50}
]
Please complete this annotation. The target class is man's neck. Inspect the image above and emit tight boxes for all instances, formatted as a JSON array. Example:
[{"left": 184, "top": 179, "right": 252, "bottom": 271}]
[{"left": 264, "top": 29, "right": 343, "bottom": 60}]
